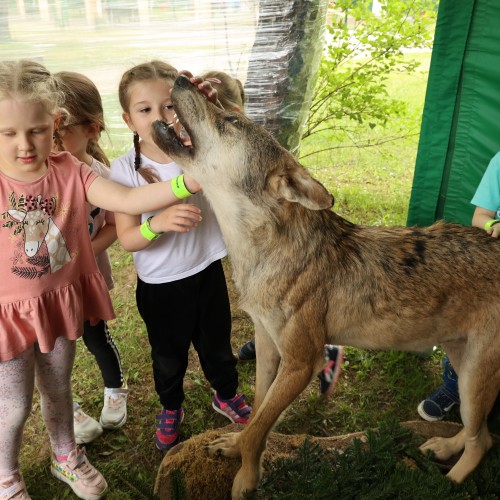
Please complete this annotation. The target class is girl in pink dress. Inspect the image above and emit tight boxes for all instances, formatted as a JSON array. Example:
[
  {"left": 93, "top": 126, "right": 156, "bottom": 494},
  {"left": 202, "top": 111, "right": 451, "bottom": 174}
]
[{"left": 0, "top": 59, "right": 202, "bottom": 500}]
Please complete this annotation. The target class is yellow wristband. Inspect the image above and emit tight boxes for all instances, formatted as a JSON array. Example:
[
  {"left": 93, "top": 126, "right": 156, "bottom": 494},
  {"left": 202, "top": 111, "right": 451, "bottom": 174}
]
[
  {"left": 171, "top": 174, "right": 192, "bottom": 199},
  {"left": 484, "top": 219, "right": 500, "bottom": 231},
  {"left": 140, "top": 216, "right": 161, "bottom": 241}
]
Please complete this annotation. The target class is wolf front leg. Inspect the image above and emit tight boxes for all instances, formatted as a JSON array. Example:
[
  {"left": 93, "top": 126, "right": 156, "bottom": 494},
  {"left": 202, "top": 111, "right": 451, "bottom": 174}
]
[
  {"left": 208, "top": 305, "right": 326, "bottom": 499},
  {"left": 236, "top": 356, "right": 315, "bottom": 499}
]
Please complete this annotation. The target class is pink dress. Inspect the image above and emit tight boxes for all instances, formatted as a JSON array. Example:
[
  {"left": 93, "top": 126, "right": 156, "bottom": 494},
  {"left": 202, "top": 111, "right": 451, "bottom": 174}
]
[{"left": 0, "top": 152, "right": 115, "bottom": 361}]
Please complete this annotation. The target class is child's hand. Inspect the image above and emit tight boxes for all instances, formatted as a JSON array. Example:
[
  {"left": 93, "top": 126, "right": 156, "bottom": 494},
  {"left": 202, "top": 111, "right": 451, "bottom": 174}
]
[
  {"left": 150, "top": 204, "right": 202, "bottom": 234},
  {"left": 184, "top": 174, "right": 201, "bottom": 194},
  {"left": 179, "top": 70, "right": 219, "bottom": 104},
  {"left": 488, "top": 224, "right": 500, "bottom": 238}
]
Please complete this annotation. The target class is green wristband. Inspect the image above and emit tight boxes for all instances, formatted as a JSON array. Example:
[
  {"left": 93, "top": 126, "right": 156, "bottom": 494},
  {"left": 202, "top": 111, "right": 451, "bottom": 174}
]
[
  {"left": 484, "top": 219, "right": 500, "bottom": 231},
  {"left": 171, "top": 174, "right": 192, "bottom": 199},
  {"left": 140, "top": 216, "right": 161, "bottom": 241}
]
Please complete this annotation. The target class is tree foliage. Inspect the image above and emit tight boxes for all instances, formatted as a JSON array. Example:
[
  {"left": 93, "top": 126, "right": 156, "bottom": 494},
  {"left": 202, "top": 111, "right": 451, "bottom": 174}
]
[{"left": 302, "top": 0, "right": 438, "bottom": 155}]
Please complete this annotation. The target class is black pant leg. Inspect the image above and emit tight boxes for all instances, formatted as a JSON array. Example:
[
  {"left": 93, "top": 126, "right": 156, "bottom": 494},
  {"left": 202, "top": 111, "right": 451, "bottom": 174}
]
[
  {"left": 192, "top": 260, "right": 239, "bottom": 399},
  {"left": 82, "top": 320, "right": 124, "bottom": 389},
  {"left": 136, "top": 277, "right": 196, "bottom": 410}
]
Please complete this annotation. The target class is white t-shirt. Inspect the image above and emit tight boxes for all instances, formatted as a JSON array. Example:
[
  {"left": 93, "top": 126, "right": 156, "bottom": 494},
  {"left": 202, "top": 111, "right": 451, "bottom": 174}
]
[{"left": 110, "top": 148, "right": 227, "bottom": 284}]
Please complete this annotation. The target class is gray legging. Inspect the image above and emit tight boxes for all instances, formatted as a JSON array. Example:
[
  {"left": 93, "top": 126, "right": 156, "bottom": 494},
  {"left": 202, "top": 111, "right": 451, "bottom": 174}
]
[{"left": 0, "top": 337, "right": 76, "bottom": 478}]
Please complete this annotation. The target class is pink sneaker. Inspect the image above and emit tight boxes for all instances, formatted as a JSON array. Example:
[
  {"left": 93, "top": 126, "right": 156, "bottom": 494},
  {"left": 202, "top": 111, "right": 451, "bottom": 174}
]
[
  {"left": 212, "top": 393, "right": 252, "bottom": 424},
  {"left": 51, "top": 447, "right": 107, "bottom": 500},
  {"left": 318, "top": 345, "right": 344, "bottom": 398},
  {"left": 0, "top": 472, "right": 31, "bottom": 500},
  {"left": 155, "top": 407, "right": 184, "bottom": 452}
]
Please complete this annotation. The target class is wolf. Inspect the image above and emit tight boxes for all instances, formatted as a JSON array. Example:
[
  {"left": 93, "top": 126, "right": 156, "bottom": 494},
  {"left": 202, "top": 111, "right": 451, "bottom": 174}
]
[{"left": 152, "top": 75, "right": 500, "bottom": 499}]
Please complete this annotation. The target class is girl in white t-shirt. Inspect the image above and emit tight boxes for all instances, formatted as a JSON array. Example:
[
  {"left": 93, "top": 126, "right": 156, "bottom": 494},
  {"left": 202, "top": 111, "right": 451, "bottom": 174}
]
[{"left": 110, "top": 61, "right": 251, "bottom": 452}]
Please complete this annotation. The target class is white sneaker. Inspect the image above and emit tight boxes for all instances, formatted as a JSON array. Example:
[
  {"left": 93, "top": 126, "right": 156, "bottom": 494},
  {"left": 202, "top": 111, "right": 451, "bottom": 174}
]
[
  {"left": 99, "top": 386, "right": 129, "bottom": 429},
  {"left": 73, "top": 405, "right": 103, "bottom": 445}
]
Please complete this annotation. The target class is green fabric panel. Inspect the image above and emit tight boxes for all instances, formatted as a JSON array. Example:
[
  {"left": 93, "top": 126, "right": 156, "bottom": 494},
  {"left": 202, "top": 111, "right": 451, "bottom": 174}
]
[
  {"left": 407, "top": 0, "right": 475, "bottom": 226},
  {"left": 441, "top": 1, "right": 500, "bottom": 224},
  {"left": 408, "top": 0, "right": 500, "bottom": 226}
]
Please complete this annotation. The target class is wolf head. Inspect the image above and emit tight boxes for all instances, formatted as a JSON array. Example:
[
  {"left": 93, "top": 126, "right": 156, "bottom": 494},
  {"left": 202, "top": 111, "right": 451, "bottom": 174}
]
[{"left": 152, "top": 75, "right": 333, "bottom": 212}]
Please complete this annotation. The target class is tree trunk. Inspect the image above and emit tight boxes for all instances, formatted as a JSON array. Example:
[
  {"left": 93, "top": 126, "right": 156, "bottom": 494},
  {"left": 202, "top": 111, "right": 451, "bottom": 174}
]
[{"left": 244, "top": 0, "right": 328, "bottom": 154}]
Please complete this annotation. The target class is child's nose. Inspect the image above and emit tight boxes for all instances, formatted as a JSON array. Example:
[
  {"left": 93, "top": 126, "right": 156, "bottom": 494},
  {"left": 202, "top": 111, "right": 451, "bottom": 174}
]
[{"left": 18, "top": 134, "right": 34, "bottom": 152}]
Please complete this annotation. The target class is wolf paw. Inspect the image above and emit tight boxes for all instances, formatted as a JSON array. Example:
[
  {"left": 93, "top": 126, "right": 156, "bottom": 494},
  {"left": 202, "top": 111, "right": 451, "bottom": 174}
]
[
  {"left": 231, "top": 466, "right": 260, "bottom": 500},
  {"left": 420, "top": 436, "right": 463, "bottom": 461},
  {"left": 206, "top": 431, "right": 242, "bottom": 458}
]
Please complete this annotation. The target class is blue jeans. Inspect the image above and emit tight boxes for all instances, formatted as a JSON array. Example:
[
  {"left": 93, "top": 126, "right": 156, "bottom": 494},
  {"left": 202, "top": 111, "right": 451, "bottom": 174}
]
[{"left": 442, "top": 355, "right": 459, "bottom": 397}]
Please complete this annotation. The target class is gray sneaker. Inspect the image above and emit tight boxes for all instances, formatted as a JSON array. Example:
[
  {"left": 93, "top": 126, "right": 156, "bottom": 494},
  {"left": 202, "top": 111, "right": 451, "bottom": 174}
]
[{"left": 99, "top": 386, "right": 129, "bottom": 429}]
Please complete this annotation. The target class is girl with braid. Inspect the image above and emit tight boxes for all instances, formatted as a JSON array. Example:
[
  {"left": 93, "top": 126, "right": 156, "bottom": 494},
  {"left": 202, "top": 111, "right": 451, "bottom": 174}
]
[{"left": 110, "top": 61, "right": 251, "bottom": 452}]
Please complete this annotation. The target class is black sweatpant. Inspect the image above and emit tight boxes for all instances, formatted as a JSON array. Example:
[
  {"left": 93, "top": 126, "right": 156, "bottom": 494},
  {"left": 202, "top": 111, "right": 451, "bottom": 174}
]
[
  {"left": 82, "top": 320, "right": 124, "bottom": 389},
  {"left": 136, "top": 259, "right": 238, "bottom": 410}
]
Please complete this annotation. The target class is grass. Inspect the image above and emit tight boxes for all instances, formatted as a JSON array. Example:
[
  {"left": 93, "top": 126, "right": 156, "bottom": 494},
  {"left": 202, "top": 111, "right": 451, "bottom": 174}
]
[{"left": 18, "top": 48, "right": 500, "bottom": 498}]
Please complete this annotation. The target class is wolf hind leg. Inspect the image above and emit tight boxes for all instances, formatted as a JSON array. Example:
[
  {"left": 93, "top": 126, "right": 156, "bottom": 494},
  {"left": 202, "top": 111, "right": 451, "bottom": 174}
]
[{"left": 420, "top": 345, "right": 498, "bottom": 483}]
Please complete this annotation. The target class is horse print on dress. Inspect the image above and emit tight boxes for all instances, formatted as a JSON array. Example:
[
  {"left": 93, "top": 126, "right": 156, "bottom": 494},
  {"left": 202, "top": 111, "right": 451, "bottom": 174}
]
[{"left": 2, "top": 193, "right": 71, "bottom": 278}]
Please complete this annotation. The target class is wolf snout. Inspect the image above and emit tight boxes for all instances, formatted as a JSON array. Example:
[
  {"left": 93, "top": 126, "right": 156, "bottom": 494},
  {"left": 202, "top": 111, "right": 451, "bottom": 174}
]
[{"left": 175, "top": 74, "right": 192, "bottom": 89}]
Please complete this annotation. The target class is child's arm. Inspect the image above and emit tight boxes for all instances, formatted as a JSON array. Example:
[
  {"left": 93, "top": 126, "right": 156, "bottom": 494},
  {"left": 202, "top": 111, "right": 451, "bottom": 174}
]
[
  {"left": 115, "top": 203, "right": 202, "bottom": 252},
  {"left": 92, "top": 222, "right": 117, "bottom": 256},
  {"left": 472, "top": 206, "right": 500, "bottom": 237},
  {"left": 86, "top": 174, "right": 201, "bottom": 215}
]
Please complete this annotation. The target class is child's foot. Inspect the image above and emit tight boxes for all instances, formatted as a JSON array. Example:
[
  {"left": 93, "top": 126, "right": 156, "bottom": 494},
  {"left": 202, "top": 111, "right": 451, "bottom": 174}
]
[
  {"left": 212, "top": 393, "right": 252, "bottom": 423},
  {"left": 73, "top": 404, "right": 103, "bottom": 445},
  {"left": 237, "top": 339, "right": 256, "bottom": 361},
  {"left": 155, "top": 407, "right": 184, "bottom": 452},
  {"left": 51, "top": 447, "right": 107, "bottom": 500},
  {"left": 99, "top": 386, "right": 129, "bottom": 430},
  {"left": 417, "top": 384, "right": 460, "bottom": 421},
  {"left": 318, "top": 345, "right": 344, "bottom": 397},
  {"left": 0, "top": 472, "right": 31, "bottom": 500}
]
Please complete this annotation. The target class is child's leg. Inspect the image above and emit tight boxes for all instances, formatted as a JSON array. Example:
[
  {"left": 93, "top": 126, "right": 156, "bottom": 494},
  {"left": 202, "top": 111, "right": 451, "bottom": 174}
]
[
  {"left": 82, "top": 320, "right": 124, "bottom": 389},
  {"left": 193, "top": 261, "right": 251, "bottom": 424},
  {"left": 442, "top": 355, "right": 459, "bottom": 396},
  {"left": 35, "top": 337, "right": 76, "bottom": 456},
  {"left": 36, "top": 337, "right": 108, "bottom": 498},
  {"left": 82, "top": 319, "right": 128, "bottom": 429},
  {"left": 194, "top": 260, "right": 238, "bottom": 399},
  {"left": 136, "top": 277, "right": 193, "bottom": 451},
  {"left": 136, "top": 278, "right": 193, "bottom": 410},
  {"left": 0, "top": 348, "right": 35, "bottom": 478}
]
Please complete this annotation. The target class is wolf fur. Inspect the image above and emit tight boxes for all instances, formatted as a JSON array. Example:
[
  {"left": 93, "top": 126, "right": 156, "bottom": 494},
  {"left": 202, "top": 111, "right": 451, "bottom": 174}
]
[{"left": 152, "top": 75, "right": 500, "bottom": 499}]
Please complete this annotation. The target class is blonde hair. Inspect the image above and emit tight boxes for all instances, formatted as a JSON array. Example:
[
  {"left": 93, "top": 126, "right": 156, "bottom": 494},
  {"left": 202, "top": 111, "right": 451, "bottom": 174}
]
[
  {"left": 54, "top": 71, "right": 110, "bottom": 167},
  {"left": 0, "top": 59, "right": 63, "bottom": 116},
  {"left": 202, "top": 70, "right": 245, "bottom": 113},
  {"left": 118, "top": 60, "right": 178, "bottom": 183}
]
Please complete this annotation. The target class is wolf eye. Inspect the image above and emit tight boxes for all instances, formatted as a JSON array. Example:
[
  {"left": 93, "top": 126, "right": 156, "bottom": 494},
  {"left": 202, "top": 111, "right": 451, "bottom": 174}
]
[{"left": 225, "top": 116, "right": 239, "bottom": 125}]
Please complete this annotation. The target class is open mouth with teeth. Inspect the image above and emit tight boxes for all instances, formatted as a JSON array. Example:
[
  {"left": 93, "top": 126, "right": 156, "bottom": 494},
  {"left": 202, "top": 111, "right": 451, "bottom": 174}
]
[
  {"left": 152, "top": 73, "right": 226, "bottom": 162},
  {"left": 152, "top": 116, "right": 194, "bottom": 162}
]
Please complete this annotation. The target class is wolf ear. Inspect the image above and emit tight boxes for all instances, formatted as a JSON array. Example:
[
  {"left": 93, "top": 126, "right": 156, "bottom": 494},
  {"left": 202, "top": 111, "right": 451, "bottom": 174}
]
[{"left": 269, "top": 164, "right": 334, "bottom": 210}]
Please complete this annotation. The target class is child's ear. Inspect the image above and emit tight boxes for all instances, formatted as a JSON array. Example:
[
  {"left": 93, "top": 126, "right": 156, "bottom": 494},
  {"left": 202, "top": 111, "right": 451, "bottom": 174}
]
[
  {"left": 122, "top": 112, "right": 134, "bottom": 131},
  {"left": 53, "top": 112, "right": 62, "bottom": 130}
]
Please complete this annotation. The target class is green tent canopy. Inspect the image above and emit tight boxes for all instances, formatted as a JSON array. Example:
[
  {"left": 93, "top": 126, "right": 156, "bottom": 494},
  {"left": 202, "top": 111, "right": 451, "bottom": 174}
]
[{"left": 407, "top": 0, "right": 500, "bottom": 226}]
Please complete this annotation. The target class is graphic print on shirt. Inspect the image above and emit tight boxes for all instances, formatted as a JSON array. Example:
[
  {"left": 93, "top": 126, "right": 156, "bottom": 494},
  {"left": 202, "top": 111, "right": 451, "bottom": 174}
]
[{"left": 1, "top": 193, "right": 71, "bottom": 278}]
